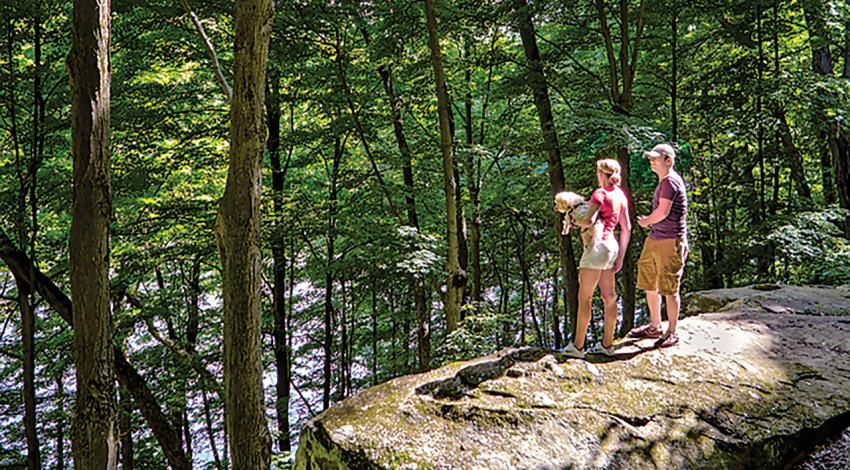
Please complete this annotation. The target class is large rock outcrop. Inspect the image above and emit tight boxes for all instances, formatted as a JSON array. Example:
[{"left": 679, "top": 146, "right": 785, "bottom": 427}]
[{"left": 296, "top": 286, "right": 850, "bottom": 469}]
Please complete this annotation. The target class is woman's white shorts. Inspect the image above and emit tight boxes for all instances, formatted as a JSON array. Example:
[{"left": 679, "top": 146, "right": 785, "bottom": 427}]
[{"left": 579, "top": 236, "right": 619, "bottom": 271}]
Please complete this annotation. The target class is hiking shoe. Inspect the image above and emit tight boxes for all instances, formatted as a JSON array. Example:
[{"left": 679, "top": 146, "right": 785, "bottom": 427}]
[
  {"left": 627, "top": 323, "right": 663, "bottom": 339},
  {"left": 588, "top": 343, "right": 616, "bottom": 356},
  {"left": 654, "top": 332, "right": 679, "bottom": 348},
  {"left": 559, "top": 342, "right": 586, "bottom": 359}
]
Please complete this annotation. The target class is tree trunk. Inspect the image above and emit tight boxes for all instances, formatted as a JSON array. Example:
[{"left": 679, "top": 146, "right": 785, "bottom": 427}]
[
  {"left": 55, "top": 370, "right": 65, "bottom": 470},
  {"left": 119, "top": 387, "right": 134, "bottom": 470},
  {"left": 671, "top": 5, "right": 678, "bottom": 141},
  {"left": 836, "top": 131, "right": 850, "bottom": 237},
  {"left": 213, "top": 0, "right": 274, "bottom": 466},
  {"left": 371, "top": 284, "right": 379, "bottom": 385},
  {"left": 18, "top": 276, "right": 40, "bottom": 470},
  {"left": 550, "top": 266, "right": 562, "bottom": 348},
  {"left": 323, "top": 135, "right": 342, "bottom": 409},
  {"left": 424, "top": 0, "right": 465, "bottom": 334},
  {"left": 775, "top": 108, "right": 812, "bottom": 201},
  {"left": 464, "top": 45, "right": 482, "bottom": 303},
  {"left": 802, "top": 0, "right": 837, "bottom": 205},
  {"left": 10, "top": 8, "right": 43, "bottom": 469},
  {"left": 357, "top": 21, "right": 433, "bottom": 370},
  {"left": 339, "top": 281, "right": 349, "bottom": 400},
  {"left": 513, "top": 0, "right": 580, "bottom": 339},
  {"left": 267, "top": 66, "right": 292, "bottom": 454},
  {"left": 844, "top": 5, "right": 850, "bottom": 79},
  {"left": 201, "top": 388, "right": 223, "bottom": 470},
  {"left": 68, "top": 0, "right": 118, "bottom": 465}
]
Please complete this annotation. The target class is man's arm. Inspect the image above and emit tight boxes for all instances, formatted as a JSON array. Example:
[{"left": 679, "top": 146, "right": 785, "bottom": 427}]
[{"left": 638, "top": 198, "right": 672, "bottom": 227}]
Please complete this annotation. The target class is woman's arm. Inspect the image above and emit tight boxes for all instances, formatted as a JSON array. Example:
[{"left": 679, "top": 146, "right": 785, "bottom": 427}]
[
  {"left": 613, "top": 203, "right": 632, "bottom": 273},
  {"left": 572, "top": 203, "right": 600, "bottom": 228}
]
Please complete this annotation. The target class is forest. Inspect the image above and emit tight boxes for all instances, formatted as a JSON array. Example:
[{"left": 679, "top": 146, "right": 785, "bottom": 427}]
[{"left": 0, "top": 0, "right": 849, "bottom": 468}]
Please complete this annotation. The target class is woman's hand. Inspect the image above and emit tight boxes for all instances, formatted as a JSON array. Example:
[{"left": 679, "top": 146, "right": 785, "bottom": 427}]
[{"left": 612, "top": 257, "right": 624, "bottom": 273}]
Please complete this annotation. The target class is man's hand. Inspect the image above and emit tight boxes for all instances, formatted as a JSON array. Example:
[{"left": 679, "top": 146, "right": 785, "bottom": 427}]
[{"left": 637, "top": 215, "right": 651, "bottom": 228}]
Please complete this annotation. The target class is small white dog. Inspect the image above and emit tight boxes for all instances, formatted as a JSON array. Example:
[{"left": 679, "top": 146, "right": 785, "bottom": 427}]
[{"left": 554, "top": 191, "right": 602, "bottom": 248}]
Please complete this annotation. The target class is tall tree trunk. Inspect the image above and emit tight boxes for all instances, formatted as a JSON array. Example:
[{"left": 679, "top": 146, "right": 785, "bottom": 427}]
[
  {"left": 323, "top": 135, "right": 342, "bottom": 409},
  {"left": 339, "top": 281, "right": 349, "bottom": 400},
  {"left": 844, "top": 5, "right": 850, "bottom": 79},
  {"left": 463, "top": 41, "right": 482, "bottom": 303},
  {"left": 802, "top": 0, "right": 836, "bottom": 204},
  {"left": 550, "top": 266, "right": 562, "bottom": 348},
  {"left": 384, "top": 75, "right": 430, "bottom": 370},
  {"left": 267, "top": 66, "right": 292, "bottom": 454},
  {"left": 214, "top": 0, "right": 274, "bottom": 466},
  {"left": 454, "top": 161, "right": 469, "bottom": 307},
  {"left": 513, "top": 0, "right": 580, "bottom": 339},
  {"left": 837, "top": 2, "right": 850, "bottom": 237},
  {"left": 18, "top": 273, "right": 39, "bottom": 470},
  {"left": 836, "top": 132, "right": 850, "bottom": 237},
  {"left": 201, "top": 388, "right": 223, "bottom": 470},
  {"left": 424, "top": 0, "right": 465, "bottom": 334},
  {"left": 775, "top": 108, "right": 812, "bottom": 201},
  {"left": 671, "top": 4, "right": 678, "bottom": 141},
  {"left": 757, "top": 6, "right": 767, "bottom": 216},
  {"left": 56, "top": 370, "right": 66, "bottom": 470},
  {"left": 68, "top": 0, "right": 118, "bottom": 465},
  {"left": 358, "top": 21, "right": 432, "bottom": 371},
  {"left": 119, "top": 387, "right": 134, "bottom": 470},
  {"left": 371, "top": 284, "right": 379, "bottom": 385},
  {"left": 8, "top": 14, "right": 42, "bottom": 470}
]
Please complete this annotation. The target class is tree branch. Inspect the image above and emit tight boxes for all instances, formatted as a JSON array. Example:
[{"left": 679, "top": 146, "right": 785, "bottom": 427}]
[{"left": 180, "top": 0, "right": 232, "bottom": 101}]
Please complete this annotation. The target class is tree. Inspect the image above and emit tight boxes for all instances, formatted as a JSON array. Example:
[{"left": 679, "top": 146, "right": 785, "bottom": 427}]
[
  {"left": 514, "top": 0, "right": 580, "bottom": 342},
  {"left": 67, "top": 0, "right": 118, "bottom": 466},
  {"left": 214, "top": 0, "right": 274, "bottom": 467},
  {"left": 424, "top": 0, "right": 465, "bottom": 334}
]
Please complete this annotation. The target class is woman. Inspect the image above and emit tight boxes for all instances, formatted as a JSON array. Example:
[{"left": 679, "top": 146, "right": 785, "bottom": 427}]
[{"left": 561, "top": 159, "right": 631, "bottom": 358}]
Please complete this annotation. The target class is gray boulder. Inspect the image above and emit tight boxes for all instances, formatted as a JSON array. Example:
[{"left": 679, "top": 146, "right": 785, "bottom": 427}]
[{"left": 296, "top": 289, "right": 850, "bottom": 469}]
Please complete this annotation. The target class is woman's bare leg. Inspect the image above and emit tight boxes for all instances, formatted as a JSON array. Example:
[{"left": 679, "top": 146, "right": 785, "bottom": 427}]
[
  {"left": 598, "top": 269, "right": 618, "bottom": 347},
  {"left": 575, "top": 268, "right": 601, "bottom": 349}
]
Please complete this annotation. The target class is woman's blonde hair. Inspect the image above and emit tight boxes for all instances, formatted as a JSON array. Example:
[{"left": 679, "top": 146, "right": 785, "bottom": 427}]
[{"left": 596, "top": 159, "right": 622, "bottom": 186}]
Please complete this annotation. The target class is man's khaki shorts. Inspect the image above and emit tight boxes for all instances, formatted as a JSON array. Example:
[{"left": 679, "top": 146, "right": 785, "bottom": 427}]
[{"left": 636, "top": 236, "right": 687, "bottom": 295}]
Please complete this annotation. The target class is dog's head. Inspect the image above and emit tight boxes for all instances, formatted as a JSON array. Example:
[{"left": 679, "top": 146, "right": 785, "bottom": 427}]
[{"left": 554, "top": 191, "right": 584, "bottom": 214}]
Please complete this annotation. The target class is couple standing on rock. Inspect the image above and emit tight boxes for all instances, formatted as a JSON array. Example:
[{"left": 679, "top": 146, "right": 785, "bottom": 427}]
[{"left": 557, "top": 143, "right": 688, "bottom": 358}]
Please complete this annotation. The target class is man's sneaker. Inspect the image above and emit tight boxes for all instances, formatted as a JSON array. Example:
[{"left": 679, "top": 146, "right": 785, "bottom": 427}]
[
  {"left": 627, "top": 323, "right": 663, "bottom": 339},
  {"left": 654, "top": 332, "right": 680, "bottom": 348},
  {"left": 559, "top": 342, "right": 586, "bottom": 359},
  {"left": 588, "top": 343, "right": 616, "bottom": 357}
]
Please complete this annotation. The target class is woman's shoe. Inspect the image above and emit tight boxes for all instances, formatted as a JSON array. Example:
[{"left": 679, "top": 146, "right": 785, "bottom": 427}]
[
  {"left": 588, "top": 343, "right": 616, "bottom": 356},
  {"left": 559, "top": 342, "right": 586, "bottom": 359}
]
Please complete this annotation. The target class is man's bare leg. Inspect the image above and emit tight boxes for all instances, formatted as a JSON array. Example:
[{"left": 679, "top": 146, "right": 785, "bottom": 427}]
[
  {"left": 664, "top": 292, "right": 680, "bottom": 335},
  {"left": 645, "top": 289, "right": 662, "bottom": 330}
]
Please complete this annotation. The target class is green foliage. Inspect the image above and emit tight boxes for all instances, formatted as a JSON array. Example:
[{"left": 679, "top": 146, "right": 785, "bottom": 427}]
[
  {"left": 764, "top": 208, "right": 850, "bottom": 285},
  {"left": 438, "top": 304, "right": 514, "bottom": 364}
]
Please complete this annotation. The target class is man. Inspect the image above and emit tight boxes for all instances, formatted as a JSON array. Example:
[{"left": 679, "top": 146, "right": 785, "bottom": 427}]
[{"left": 628, "top": 143, "right": 688, "bottom": 348}]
